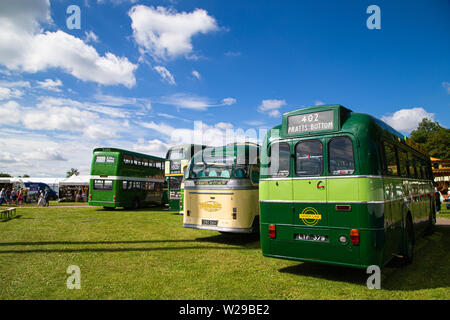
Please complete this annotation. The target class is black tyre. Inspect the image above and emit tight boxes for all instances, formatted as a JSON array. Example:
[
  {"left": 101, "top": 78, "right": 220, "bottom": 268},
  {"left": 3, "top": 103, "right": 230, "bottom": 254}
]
[
  {"left": 402, "top": 217, "right": 415, "bottom": 265},
  {"left": 132, "top": 198, "right": 140, "bottom": 210}
]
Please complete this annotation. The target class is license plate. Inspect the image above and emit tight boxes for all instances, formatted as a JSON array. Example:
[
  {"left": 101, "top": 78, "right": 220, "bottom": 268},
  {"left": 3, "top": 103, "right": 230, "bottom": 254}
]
[
  {"left": 294, "top": 233, "right": 328, "bottom": 242},
  {"left": 202, "top": 219, "right": 218, "bottom": 226}
]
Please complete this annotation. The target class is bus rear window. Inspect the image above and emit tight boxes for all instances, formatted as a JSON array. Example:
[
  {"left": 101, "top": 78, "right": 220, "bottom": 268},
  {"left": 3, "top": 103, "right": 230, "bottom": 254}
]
[
  {"left": 269, "top": 142, "right": 290, "bottom": 177},
  {"left": 329, "top": 137, "right": 355, "bottom": 175},
  {"left": 295, "top": 140, "right": 323, "bottom": 176},
  {"left": 94, "top": 180, "right": 113, "bottom": 190}
]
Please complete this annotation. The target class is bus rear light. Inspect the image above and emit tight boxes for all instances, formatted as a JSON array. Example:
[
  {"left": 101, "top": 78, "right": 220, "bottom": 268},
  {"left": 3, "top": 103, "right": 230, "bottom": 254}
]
[
  {"left": 232, "top": 213, "right": 237, "bottom": 220},
  {"left": 89, "top": 194, "right": 92, "bottom": 201},
  {"left": 179, "top": 199, "right": 183, "bottom": 209},
  {"left": 269, "top": 224, "right": 276, "bottom": 239},
  {"left": 336, "top": 205, "right": 352, "bottom": 212},
  {"left": 113, "top": 195, "right": 116, "bottom": 202},
  {"left": 350, "top": 229, "right": 360, "bottom": 246},
  {"left": 187, "top": 210, "right": 190, "bottom": 216}
]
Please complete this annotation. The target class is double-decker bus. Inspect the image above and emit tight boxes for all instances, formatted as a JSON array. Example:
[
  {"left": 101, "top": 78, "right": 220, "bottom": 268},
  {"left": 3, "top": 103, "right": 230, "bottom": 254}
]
[
  {"left": 183, "top": 143, "right": 261, "bottom": 233},
  {"left": 260, "top": 105, "right": 435, "bottom": 268},
  {"left": 165, "top": 144, "right": 208, "bottom": 214},
  {"left": 88, "top": 148, "right": 165, "bottom": 209}
]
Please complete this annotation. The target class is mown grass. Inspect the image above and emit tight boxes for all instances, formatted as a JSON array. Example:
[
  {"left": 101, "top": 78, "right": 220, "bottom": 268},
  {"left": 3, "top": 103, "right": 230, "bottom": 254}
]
[
  {"left": 439, "top": 205, "right": 450, "bottom": 219},
  {"left": 0, "top": 206, "right": 449, "bottom": 300},
  {"left": 0, "top": 201, "right": 88, "bottom": 208}
]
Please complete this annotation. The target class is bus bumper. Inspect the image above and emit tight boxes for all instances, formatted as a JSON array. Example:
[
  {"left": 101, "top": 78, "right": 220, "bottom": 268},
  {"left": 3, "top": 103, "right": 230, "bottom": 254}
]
[{"left": 183, "top": 223, "right": 254, "bottom": 233}]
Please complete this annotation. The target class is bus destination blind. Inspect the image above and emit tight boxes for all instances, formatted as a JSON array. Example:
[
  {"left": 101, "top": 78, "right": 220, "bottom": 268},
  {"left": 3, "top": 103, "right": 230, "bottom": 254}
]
[{"left": 287, "top": 110, "right": 334, "bottom": 134}]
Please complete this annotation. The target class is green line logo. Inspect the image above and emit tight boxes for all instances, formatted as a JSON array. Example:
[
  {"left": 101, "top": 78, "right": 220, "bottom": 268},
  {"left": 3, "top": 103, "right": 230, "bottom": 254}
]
[{"left": 299, "top": 207, "right": 322, "bottom": 226}]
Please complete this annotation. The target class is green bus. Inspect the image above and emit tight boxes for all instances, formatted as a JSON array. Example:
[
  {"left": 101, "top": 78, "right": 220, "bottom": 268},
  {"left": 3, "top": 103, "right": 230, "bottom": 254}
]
[
  {"left": 260, "top": 105, "right": 436, "bottom": 268},
  {"left": 183, "top": 143, "right": 261, "bottom": 233},
  {"left": 165, "top": 144, "right": 208, "bottom": 214},
  {"left": 88, "top": 147, "right": 165, "bottom": 209}
]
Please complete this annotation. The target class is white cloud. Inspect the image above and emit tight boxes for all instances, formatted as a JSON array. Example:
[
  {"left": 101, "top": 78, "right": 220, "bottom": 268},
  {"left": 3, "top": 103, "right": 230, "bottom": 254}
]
[
  {"left": 139, "top": 121, "right": 260, "bottom": 148},
  {"left": 381, "top": 107, "right": 435, "bottom": 133},
  {"left": 84, "top": 30, "right": 99, "bottom": 43},
  {"left": 129, "top": 5, "right": 219, "bottom": 61},
  {"left": 222, "top": 97, "right": 237, "bottom": 106},
  {"left": 36, "top": 78, "right": 63, "bottom": 92},
  {"left": 0, "top": 100, "right": 21, "bottom": 123},
  {"left": 0, "top": 151, "right": 20, "bottom": 163},
  {"left": 443, "top": 81, "right": 450, "bottom": 94},
  {"left": 192, "top": 70, "right": 201, "bottom": 80},
  {"left": 0, "top": 87, "right": 23, "bottom": 100},
  {"left": 133, "top": 138, "right": 169, "bottom": 157},
  {"left": 257, "top": 99, "right": 287, "bottom": 118},
  {"left": 158, "top": 93, "right": 236, "bottom": 110},
  {"left": 314, "top": 100, "right": 325, "bottom": 106},
  {"left": 154, "top": 65, "right": 176, "bottom": 85},
  {"left": 23, "top": 148, "right": 67, "bottom": 161},
  {"left": 0, "top": 0, "right": 137, "bottom": 87}
]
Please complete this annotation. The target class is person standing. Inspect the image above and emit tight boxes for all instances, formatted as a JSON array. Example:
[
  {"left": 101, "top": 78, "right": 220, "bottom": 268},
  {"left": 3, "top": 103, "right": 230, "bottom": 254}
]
[
  {"left": 23, "top": 187, "right": 28, "bottom": 204},
  {"left": 0, "top": 188, "right": 5, "bottom": 206},
  {"left": 43, "top": 189, "right": 49, "bottom": 207},
  {"left": 18, "top": 189, "right": 24, "bottom": 206},
  {"left": 37, "top": 189, "right": 44, "bottom": 207},
  {"left": 11, "top": 188, "right": 17, "bottom": 204}
]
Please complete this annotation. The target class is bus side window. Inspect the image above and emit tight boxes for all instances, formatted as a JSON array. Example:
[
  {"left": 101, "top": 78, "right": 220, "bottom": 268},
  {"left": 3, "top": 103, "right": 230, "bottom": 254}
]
[
  {"left": 408, "top": 152, "right": 416, "bottom": 178},
  {"left": 383, "top": 142, "right": 399, "bottom": 176},
  {"left": 397, "top": 148, "right": 408, "bottom": 177},
  {"left": 328, "top": 137, "right": 355, "bottom": 175},
  {"left": 123, "top": 155, "right": 132, "bottom": 165},
  {"left": 269, "top": 142, "right": 290, "bottom": 177},
  {"left": 295, "top": 140, "right": 323, "bottom": 176}
]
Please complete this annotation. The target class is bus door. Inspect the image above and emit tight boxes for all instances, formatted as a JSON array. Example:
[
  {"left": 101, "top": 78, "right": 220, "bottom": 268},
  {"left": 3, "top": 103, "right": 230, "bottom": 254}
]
[
  {"left": 292, "top": 139, "right": 328, "bottom": 230},
  {"left": 265, "top": 142, "right": 293, "bottom": 226}
]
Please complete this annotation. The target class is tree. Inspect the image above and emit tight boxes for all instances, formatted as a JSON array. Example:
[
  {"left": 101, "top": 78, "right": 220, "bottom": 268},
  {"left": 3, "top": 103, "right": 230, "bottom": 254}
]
[
  {"left": 410, "top": 118, "right": 450, "bottom": 159},
  {"left": 0, "top": 173, "right": 12, "bottom": 177},
  {"left": 66, "top": 168, "right": 80, "bottom": 178},
  {"left": 23, "top": 174, "right": 30, "bottom": 178}
]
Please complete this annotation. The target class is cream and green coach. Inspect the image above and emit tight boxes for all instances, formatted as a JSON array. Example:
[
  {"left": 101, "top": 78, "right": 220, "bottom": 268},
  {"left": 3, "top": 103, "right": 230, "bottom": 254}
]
[
  {"left": 183, "top": 143, "right": 260, "bottom": 233},
  {"left": 260, "top": 105, "right": 436, "bottom": 268},
  {"left": 165, "top": 144, "right": 209, "bottom": 214}
]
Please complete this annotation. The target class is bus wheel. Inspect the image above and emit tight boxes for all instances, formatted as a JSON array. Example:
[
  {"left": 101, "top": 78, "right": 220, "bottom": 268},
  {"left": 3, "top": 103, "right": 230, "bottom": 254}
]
[
  {"left": 402, "top": 217, "right": 415, "bottom": 265},
  {"left": 132, "top": 198, "right": 140, "bottom": 210}
]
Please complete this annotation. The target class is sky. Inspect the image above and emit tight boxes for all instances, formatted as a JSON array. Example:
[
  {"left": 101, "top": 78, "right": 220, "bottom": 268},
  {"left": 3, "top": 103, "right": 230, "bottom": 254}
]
[{"left": 0, "top": 0, "right": 449, "bottom": 177}]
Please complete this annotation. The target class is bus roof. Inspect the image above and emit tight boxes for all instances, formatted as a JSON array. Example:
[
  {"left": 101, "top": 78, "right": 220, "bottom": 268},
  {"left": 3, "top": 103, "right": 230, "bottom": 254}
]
[
  {"left": 92, "top": 147, "right": 165, "bottom": 161},
  {"left": 195, "top": 143, "right": 260, "bottom": 160},
  {"left": 270, "top": 104, "right": 428, "bottom": 156}
]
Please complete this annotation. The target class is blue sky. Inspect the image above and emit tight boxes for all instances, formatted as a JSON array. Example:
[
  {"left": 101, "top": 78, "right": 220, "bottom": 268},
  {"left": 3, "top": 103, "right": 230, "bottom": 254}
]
[{"left": 0, "top": 0, "right": 449, "bottom": 176}]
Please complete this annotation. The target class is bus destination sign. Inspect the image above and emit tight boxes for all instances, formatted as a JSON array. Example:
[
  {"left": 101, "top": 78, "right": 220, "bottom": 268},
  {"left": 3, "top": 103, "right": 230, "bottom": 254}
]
[{"left": 287, "top": 110, "right": 334, "bottom": 135}]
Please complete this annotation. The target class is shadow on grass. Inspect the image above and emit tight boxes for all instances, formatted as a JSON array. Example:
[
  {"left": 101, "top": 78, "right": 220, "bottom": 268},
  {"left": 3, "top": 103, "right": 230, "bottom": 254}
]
[
  {"left": 279, "top": 263, "right": 368, "bottom": 286},
  {"left": 196, "top": 233, "right": 260, "bottom": 249},
  {"left": 0, "top": 215, "right": 23, "bottom": 223},
  {"left": 278, "top": 225, "right": 450, "bottom": 291}
]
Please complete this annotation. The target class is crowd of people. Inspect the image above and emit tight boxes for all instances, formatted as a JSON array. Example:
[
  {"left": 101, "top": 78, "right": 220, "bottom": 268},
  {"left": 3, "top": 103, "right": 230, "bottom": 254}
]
[
  {"left": 0, "top": 187, "right": 28, "bottom": 206},
  {"left": 0, "top": 187, "right": 51, "bottom": 207}
]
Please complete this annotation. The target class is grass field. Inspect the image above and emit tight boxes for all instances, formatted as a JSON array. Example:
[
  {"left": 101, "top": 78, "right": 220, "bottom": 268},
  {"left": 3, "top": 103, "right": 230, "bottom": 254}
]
[{"left": 0, "top": 206, "right": 449, "bottom": 300}]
